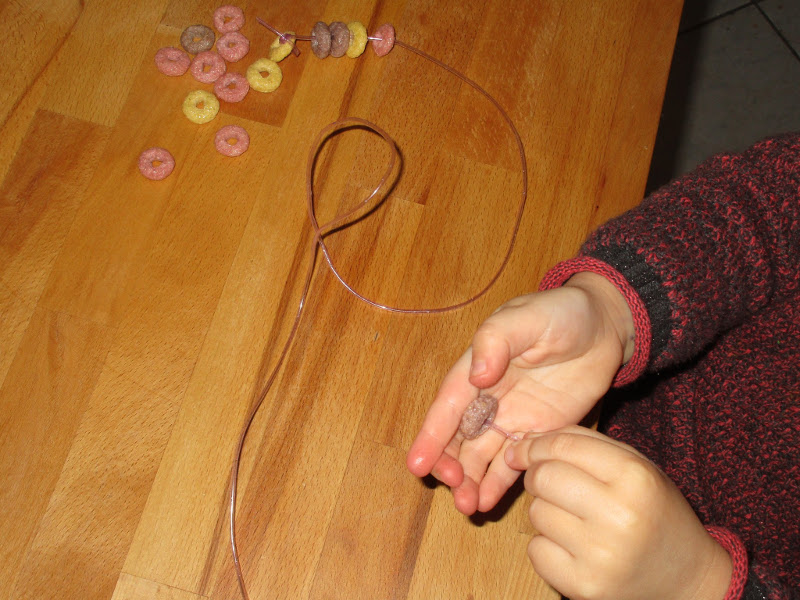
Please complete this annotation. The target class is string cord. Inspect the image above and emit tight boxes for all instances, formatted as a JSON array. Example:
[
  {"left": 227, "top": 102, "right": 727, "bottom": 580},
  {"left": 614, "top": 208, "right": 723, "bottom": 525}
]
[{"left": 229, "top": 37, "right": 529, "bottom": 600}]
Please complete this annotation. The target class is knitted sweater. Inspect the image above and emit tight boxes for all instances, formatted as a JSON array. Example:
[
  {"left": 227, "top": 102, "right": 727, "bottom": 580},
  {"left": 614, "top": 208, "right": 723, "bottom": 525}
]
[{"left": 540, "top": 133, "right": 800, "bottom": 600}]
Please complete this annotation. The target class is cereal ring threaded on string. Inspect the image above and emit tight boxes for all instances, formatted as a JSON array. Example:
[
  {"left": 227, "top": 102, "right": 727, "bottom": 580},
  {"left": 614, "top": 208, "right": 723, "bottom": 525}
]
[
  {"left": 214, "top": 72, "right": 250, "bottom": 103},
  {"left": 190, "top": 50, "right": 226, "bottom": 83},
  {"left": 310, "top": 21, "right": 332, "bottom": 58},
  {"left": 213, "top": 5, "right": 245, "bottom": 33},
  {"left": 182, "top": 89, "right": 220, "bottom": 123},
  {"left": 345, "top": 22, "right": 368, "bottom": 58},
  {"left": 180, "top": 24, "right": 215, "bottom": 54},
  {"left": 246, "top": 58, "right": 283, "bottom": 92},
  {"left": 217, "top": 31, "right": 250, "bottom": 62},
  {"left": 371, "top": 23, "right": 396, "bottom": 56},
  {"left": 269, "top": 31, "right": 296, "bottom": 62},
  {"left": 329, "top": 21, "right": 350, "bottom": 57},
  {"left": 154, "top": 47, "right": 191, "bottom": 76}
]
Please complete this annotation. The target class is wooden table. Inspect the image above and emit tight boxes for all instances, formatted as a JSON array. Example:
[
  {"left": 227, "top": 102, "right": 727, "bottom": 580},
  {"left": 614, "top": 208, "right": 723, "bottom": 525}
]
[{"left": 0, "top": 1, "right": 682, "bottom": 598}]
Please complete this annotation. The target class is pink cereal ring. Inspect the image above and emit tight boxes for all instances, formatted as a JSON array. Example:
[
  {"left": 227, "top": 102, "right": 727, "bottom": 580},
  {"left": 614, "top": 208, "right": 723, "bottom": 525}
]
[
  {"left": 371, "top": 23, "right": 396, "bottom": 57},
  {"left": 217, "top": 31, "right": 250, "bottom": 63},
  {"left": 214, "top": 125, "right": 250, "bottom": 157},
  {"left": 138, "top": 147, "right": 175, "bottom": 180},
  {"left": 190, "top": 50, "right": 226, "bottom": 83},
  {"left": 213, "top": 71, "right": 250, "bottom": 103},
  {"left": 214, "top": 5, "right": 245, "bottom": 33},
  {"left": 154, "top": 47, "right": 191, "bottom": 76}
]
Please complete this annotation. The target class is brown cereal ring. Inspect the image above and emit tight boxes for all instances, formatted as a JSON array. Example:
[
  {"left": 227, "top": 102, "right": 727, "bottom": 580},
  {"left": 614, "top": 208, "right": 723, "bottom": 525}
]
[
  {"left": 154, "top": 47, "right": 191, "bottom": 76},
  {"left": 180, "top": 24, "right": 215, "bottom": 54},
  {"left": 459, "top": 394, "right": 498, "bottom": 440},
  {"left": 329, "top": 21, "right": 350, "bottom": 58},
  {"left": 246, "top": 58, "right": 282, "bottom": 92},
  {"left": 190, "top": 50, "right": 226, "bottom": 83},
  {"left": 213, "top": 5, "right": 245, "bottom": 33},
  {"left": 217, "top": 31, "right": 250, "bottom": 62},
  {"left": 213, "top": 72, "right": 250, "bottom": 103},
  {"left": 310, "top": 21, "right": 331, "bottom": 59},
  {"left": 182, "top": 89, "right": 220, "bottom": 124},
  {"left": 138, "top": 147, "right": 175, "bottom": 180},
  {"left": 269, "top": 31, "right": 296, "bottom": 62},
  {"left": 345, "top": 22, "right": 368, "bottom": 58},
  {"left": 214, "top": 125, "right": 250, "bottom": 157},
  {"left": 371, "top": 23, "right": 395, "bottom": 57}
]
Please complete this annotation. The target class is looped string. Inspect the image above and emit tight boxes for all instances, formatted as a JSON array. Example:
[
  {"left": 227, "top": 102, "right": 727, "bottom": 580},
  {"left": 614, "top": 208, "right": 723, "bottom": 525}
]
[{"left": 230, "top": 38, "right": 529, "bottom": 600}]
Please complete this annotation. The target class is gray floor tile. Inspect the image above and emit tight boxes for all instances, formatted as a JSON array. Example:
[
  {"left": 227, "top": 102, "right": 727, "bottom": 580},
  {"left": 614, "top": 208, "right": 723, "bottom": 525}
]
[
  {"left": 680, "top": 0, "right": 751, "bottom": 30},
  {"left": 647, "top": 5, "right": 800, "bottom": 191},
  {"left": 760, "top": 0, "right": 800, "bottom": 54}
]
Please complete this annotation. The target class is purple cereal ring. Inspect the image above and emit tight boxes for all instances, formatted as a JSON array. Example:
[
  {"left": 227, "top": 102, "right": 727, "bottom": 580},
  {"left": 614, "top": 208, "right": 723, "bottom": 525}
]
[
  {"left": 138, "top": 147, "right": 175, "bottom": 180},
  {"left": 190, "top": 50, "right": 226, "bottom": 83},
  {"left": 310, "top": 21, "right": 331, "bottom": 59},
  {"left": 217, "top": 31, "right": 250, "bottom": 62},
  {"left": 181, "top": 24, "right": 215, "bottom": 54},
  {"left": 214, "top": 5, "right": 245, "bottom": 33},
  {"left": 213, "top": 71, "right": 250, "bottom": 103},
  {"left": 459, "top": 394, "right": 498, "bottom": 440},
  {"left": 329, "top": 21, "right": 350, "bottom": 58},
  {"left": 154, "top": 46, "right": 191, "bottom": 76},
  {"left": 371, "top": 23, "right": 395, "bottom": 57},
  {"left": 214, "top": 125, "right": 250, "bottom": 157}
]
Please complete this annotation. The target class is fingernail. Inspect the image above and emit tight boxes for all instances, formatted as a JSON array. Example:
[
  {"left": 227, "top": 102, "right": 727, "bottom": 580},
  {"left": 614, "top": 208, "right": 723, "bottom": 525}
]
[{"left": 470, "top": 359, "right": 487, "bottom": 377}]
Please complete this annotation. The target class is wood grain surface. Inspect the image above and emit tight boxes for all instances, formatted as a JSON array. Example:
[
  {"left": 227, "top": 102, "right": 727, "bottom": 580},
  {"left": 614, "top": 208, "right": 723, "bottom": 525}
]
[{"left": 0, "top": 1, "right": 682, "bottom": 598}]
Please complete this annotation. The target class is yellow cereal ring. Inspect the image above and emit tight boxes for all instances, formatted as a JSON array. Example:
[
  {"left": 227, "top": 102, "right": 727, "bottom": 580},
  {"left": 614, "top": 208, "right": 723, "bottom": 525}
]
[
  {"left": 246, "top": 58, "right": 283, "bottom": 92},
  {"left": 346, "top": 21, "right": 368, "bottom": 58},
  {"left": 182, "top": 89, "right": 220, "bottom": 124},
  {"left": 269, "top": 31, "right": 296, "bottom": 62}
]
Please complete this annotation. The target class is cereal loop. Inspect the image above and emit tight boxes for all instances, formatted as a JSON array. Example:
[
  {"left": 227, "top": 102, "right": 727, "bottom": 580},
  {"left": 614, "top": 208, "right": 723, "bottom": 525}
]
[
  {"left": 214, "top": 125, "right": 250, "bottom": 157},
  {"left": 214, "top": 72, "right": 250, "bottom": 103},
  {"left": 246, "top": 58, "right": 283, "bottom": 92},
  {"left": 154, "top": 46, "right": 191, "bottom": 76},
  {"left": 217, "top": 31, "right": 250, "bottom": 63},
  {"left": 138, "top": 147, "right": 175, "bottom": 180},
  {"left": 213, "top": 5, "right": 245, "bottom": 33},
  {"left": 329, "top": 21, "right": 350, "bottom": 58},
  {"left": 190, "top": 51, "right": 226, "bottom": 83},
  {"left": 310, "top": 21, "right": 331, "bottom": 59},
  {"left": 269, "top": 31, "right": 296, "bottom": 62},
  {"left": 345, "top": 22, "right": 368, "bottom": 58},
  {"left": 180, "top": 24, "right": 215, "bottom": 54},
  {"left": 371, "top": 23, "right": 396, "bottom": 57},
  {"left": 182, "top": 89, "right": 220, "bottom": 124}
]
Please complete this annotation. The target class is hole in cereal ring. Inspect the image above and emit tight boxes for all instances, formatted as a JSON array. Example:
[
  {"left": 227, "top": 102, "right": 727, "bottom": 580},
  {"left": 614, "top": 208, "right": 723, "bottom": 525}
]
[
  {"left": 227, "top": 137, "right": 238, "bottom": 145},
  {"left": 196, "top": 100, "right": 205, "bottom": 109},
  {"left": 151, "top": 159, "right": 163, "bottom": 167}
]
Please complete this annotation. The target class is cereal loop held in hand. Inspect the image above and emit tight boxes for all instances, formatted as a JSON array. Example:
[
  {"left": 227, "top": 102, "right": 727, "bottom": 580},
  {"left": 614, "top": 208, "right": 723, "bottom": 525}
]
[
  {"left": 190, "top": 51, "right": 226, "bottom": 83},
  {"left": 310, "top": 21, "right": 331, "bottom": 59},
  {"left": 329, "top": 21, "right": 350, "bottom": 58},
  {"left": 154, "top": 47, "right": 191, "bottom": 76},
  {"left": 371, "top": 23, "right": 396, "bottom": 57},
  {"left": 214, "top": 72, "right": 250, "bottom": 103},
  {"left": 217, "top": 31, "right": 250, "bottom": 63},
  {"left": 214, "top": 5, "right": 245, "bottom": 33},
  {"left": 138, "top": 147, "right": 175, "bottom": 180},
  {"left": 459, "top": 394, "right": 499, "bottom": 440},
  {"left": 246, "top": 58, "right": 283, "bottom": 92},
  {"left": 181, "top": 24, "right": 215, "bottom": 54},
  {"left": 346, "top": 22, "right": 368, "bottom": 58},
  {"left": 182, "top": 89, "right": 220, "bottom": 124},
  {"left": 214, "top": 125, "right": 250, "bottom": 157},
  {"left": 269, "top": 31, "right": 296, "bottom": 62}
]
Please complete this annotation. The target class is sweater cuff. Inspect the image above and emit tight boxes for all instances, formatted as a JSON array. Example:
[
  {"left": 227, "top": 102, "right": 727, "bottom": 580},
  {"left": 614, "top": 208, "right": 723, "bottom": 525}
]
[
  {"left": 538, "top": 257, "right": 651, "bottom": 386},
  {"left": 706, "top": 526, "right": 748, "bottom": 600}
]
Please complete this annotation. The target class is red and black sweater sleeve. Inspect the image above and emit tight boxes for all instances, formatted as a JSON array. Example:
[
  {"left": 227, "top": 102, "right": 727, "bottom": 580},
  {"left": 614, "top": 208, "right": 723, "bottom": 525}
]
[{"left": 541, "top": 132, "right": 800, "bottom": 382}]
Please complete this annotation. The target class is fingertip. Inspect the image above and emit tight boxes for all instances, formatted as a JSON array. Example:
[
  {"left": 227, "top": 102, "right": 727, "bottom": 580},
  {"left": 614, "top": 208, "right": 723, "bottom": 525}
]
[
  {"left": 452, "top": 477, "right": 479, "bottom": 515},
  {"left": 504, "top": 440, "right": 529, "bottom": 470}
]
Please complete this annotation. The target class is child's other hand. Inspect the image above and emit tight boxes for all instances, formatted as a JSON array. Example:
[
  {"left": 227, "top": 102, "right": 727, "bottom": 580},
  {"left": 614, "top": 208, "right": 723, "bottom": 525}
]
[
  {"left": 406, "top": 272, "right": 635, "bottom": 514},
  {"left": 505, "top": 426, "right": 732, "bottom": 600}
]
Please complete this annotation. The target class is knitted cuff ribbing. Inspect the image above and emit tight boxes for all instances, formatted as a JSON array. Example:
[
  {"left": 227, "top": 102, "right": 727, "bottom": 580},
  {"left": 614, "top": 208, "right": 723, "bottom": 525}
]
[
  {"left": 706, "top": 525, "right": 748, "bottom": 600},
  {"left": 538, "top": 257, "right": 650, "bottom": 386}
]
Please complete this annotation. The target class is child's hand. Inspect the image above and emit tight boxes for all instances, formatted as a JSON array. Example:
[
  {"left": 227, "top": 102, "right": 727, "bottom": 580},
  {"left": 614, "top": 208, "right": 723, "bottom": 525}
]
[
  {"left": 504, "top": 426, "right": 732, "bottom": 600},
  {"left": 406, "top": 273, "right": 635, "bottom": 514}
]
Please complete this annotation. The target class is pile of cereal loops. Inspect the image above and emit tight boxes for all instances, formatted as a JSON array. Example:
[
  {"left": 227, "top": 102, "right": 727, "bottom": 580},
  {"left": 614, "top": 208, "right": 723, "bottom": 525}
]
[{"left": 138, "top": 5, "right": 396, "bottom": 179}]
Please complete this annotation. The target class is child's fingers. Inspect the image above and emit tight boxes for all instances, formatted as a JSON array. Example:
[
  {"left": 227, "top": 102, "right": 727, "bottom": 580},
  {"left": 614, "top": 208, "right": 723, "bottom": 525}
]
[
  {"left": 523, "top": 457, "right": 607, "bottom": 519},
  {"left": 452, "top": 474, "right": 480, "bottom": 515}
]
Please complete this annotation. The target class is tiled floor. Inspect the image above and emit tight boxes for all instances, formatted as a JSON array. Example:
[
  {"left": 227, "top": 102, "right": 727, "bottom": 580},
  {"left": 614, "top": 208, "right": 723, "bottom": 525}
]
[{"left": 646, "top": 0, "right": 800, "bottom": 192}]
